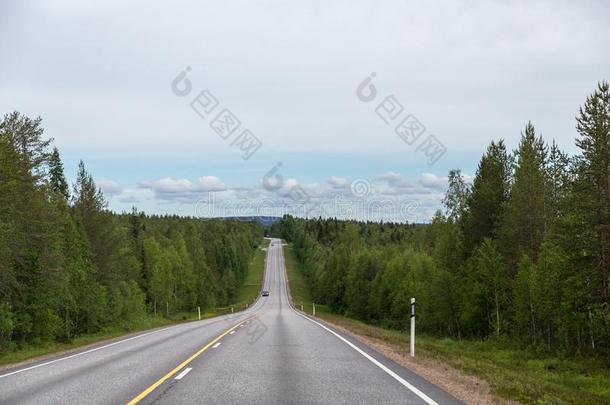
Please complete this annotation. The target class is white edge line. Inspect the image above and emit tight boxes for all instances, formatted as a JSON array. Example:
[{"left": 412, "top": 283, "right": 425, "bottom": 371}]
[
  {"left": 0, "top": 326, "right": 172, "bottom": 379},
  {"left": 278, "top": 241, "right": 437, "bottom": 404},
  {"left": 174, "top": 367, "right": 192, "bottom": 380},
  {"left": 293, "top": 311, "right": 438, "bottom": 405},
  {"left": 212, "top": 342, "right": 222, "bottom": 349}
]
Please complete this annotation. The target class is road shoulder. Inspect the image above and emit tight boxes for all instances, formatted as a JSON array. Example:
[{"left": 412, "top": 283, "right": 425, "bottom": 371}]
[{"left": 312, "top": 313, "right": 517, "bottom": 405}]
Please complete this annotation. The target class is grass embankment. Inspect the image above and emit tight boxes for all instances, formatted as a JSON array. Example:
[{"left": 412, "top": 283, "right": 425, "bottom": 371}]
[
  {"left": 282, "top": 243, "right": 610, "bottom": 405},
  {"left": 0, "top": 239, "right": 270, "bottom": 369},
  {"left": 0, "top": 316, "right": 176, "bottom": 368},
  {"left": 235, "top": 238, "right": 268, "bottom": 307},
  {"left": 284, "top": 245, "right": 328, "bottom": 314}
]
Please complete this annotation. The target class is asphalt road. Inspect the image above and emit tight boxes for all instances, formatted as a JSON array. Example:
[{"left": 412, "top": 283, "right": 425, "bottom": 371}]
[{"left": 0, "top": 238, "right": 461, "bottom": 404}]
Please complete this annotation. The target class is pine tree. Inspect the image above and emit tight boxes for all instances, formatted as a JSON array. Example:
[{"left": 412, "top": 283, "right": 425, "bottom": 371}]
[
  {"left": 499, "top": 122, "right": 548, "bottom": 267},
  {"left": 462, "top": 140, "right": 511, "bottom": 253},
  {"left": 72, "top": 161, "right": 107, "bottom": 213},
  {"left": 71, "top": 161, "right": 117, "bottom": 284},
  {"left": 48, "top": 147, "right": 69, "bottom": 201},
  {"left": 575, "top": 81, "right": 610, "bottom": 304},
  {"left": 546, "top": 141, "right": 571, "bottom": 222}
]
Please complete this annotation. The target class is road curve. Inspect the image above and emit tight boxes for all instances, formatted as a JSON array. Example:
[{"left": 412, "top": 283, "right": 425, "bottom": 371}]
[{"left": 0, "top": 238, "right": 461, "bottom": 405}]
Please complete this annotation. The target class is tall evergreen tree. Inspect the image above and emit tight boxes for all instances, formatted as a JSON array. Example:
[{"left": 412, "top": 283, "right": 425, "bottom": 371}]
[
  {"left": 500, "top": 122, "right": 548, "bottom": 267},
  {"left": 575, "top": 81, "right": 610, "bottom": 304},
  {"left": 48, "top": 147, "right": 70, "bottom": 201},
  {"left": 71, "top": 161, "right": 119, "bottom": 284},
  {"left": 546, "top": 141, "right": 571, "bottom": 222},
  {"left": 462, "top": 140, "right": 511, "bottom": 253}
]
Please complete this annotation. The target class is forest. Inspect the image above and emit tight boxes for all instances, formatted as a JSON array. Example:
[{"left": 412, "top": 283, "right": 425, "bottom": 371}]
[
  {"left": 273, "top": 82, "right": 610, "bottom": 356},
  {"left": 2, "top": 82, "right": 609, "bottom": 359},
  {"left": 0, "top": 111, "right": 262, "bottom": 352}
]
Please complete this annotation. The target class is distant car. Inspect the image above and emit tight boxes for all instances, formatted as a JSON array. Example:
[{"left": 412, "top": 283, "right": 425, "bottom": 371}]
[{"left": 262, "top": 290, "right": 269, "bottom": 297}]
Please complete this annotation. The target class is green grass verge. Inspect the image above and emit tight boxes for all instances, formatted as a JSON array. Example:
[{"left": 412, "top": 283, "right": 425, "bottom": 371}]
[
  {"left": 0, "top": 316, "right": 173, "bottom": 367},
  {"left": 235, "top": 238, "right": 268, "bottom": 306},
  {"left": 282, "top": 243, "right": 610, "bottom": 405},
  {"left": 284, "top": 245, "right": 320, "bottom": 314}
]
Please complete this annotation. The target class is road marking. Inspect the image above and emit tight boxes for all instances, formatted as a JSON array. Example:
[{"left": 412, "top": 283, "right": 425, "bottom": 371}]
[
  {"left": 229, "top": 331, "right": 235, "bottom": 335},
  {"left": 174, "top": 367, "right": 192, "bottom": 380},
  {"left": 212, "top": 342, "right": 222, "bottom": 349},
  {"left": 0, "top": 326, "right": 173, "bottom": 379},
  {"left": 279, "top": 234, "right": 438, "bottom": 405},
  {"left": 126, "top": 317, "right": 252, "bottom": 405},
  {"left": 293, "top": 311, "right": 438, "bottom": 405}
]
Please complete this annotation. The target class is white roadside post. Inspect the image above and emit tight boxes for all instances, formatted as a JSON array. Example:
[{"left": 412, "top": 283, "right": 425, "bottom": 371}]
[
  {"left": 231, "top": 306, "right": 234, "bottom": 314},
  {"left": 313, "top": 303, "right": 316, "bottom": 317},
  {"left": 198, "top": 306, "right": 201, "bottom": 320},
  {"left": 410, "top": 297, "right": 416, "bottom": 357}
]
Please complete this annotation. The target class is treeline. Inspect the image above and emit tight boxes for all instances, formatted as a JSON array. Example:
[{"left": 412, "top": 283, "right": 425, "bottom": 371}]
[
  {"left": 0, "top": 111, "right": 262, "bottom": 351},
  {"left": 277, "top": 82, "right": 610, "bottom": 356}
]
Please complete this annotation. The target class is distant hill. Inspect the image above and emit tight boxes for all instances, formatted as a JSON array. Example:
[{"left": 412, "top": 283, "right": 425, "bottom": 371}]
[{"left": 222, "top": 216, "right": 282, "bottom": 226}]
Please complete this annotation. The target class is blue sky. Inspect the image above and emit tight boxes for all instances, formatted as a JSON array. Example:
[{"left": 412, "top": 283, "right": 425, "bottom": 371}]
[{"left": 2, "top": 0, "right": 608, "bottom": 221}]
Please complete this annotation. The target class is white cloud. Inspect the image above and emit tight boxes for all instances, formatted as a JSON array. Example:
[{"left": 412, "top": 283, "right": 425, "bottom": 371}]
[
  {"left": 97, "top": 178, "right": 123, "bottom": 196},
  {"left": 139, "top": 178, "right": 193, "bottom": 194},
  {"left": 375, "top": 171, "right": 402, "bottom": 182},
  {"left": 327, "top": 176, "right": 350, "bottom": 189},
  {"left": 374, "top": 172, "right": 409, "bottom": 188},
  {"left": 418, "top": 173, "right": 448, "bottom": 190},
  {"left": 195, "top": 176, "right": 227, "bottom": 192},
  {"left": 137, "top": 176, "right": 227, "bottom": 202},
  {"left": 276, "top": 178, "right": 300, "bottom": 198},
  {"left": 119, "top": 170, "right": 456, "bottom": 222}
]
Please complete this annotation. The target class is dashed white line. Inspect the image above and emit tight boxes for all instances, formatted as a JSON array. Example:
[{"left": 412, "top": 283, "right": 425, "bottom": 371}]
[
  {"left": 212, "top": 342, "right": 222, "bottom": 349},
  {"left": 229, "top": 331, "right": 235, "bottom": 335},
  {"left": 174, "top": 367, "right": 192, "bottom": 380}
]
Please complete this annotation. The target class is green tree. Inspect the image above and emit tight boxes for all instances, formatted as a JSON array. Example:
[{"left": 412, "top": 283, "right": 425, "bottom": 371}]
[
  {"left": 472, "top": 238, "right": 509, "bottom": 336},
  {"left": 500, "top": 122, "right": 548, "bottom": 267},
  {"left": 462, "top": 141, "right": 511, "bottom": 253},
  {"left": 574, "top": 81, "right": 610, "bottom": 304},
  {"left": 443, "top": 169, "right": 470, "bottom": 223},
  {"left": 48, "top": 147, "right": 69, "bottom": 201}
]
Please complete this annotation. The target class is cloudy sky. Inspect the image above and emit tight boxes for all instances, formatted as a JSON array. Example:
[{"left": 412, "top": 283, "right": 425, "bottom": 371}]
[{"left": 1, "top": 0, "right": 608, "bottom": 221}]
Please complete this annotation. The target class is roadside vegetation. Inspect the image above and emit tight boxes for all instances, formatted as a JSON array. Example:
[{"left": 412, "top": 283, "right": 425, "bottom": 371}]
[
  {"left": 319, "top": 311, "right": 610, "bottom": 404},
  {"left": 0, "top": 111, "right": 264, "bottom": 365},
  {"left": 276, "top": 82, "right": 610, "bottom": 404},
  {"left": 283, "top": 242, "right": 610, "bottom": 404},
  {"left": 0, "top": 238, "right": 269, "bottom": 367},
  {"left": 235, "top": 238, "right": 269, "bottom": 307},
  {"left": 284, "top": 245, "right": 313, "bottom": 313}
]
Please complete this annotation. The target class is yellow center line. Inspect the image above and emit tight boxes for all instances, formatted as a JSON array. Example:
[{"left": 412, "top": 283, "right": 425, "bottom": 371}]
[{"left": 126, "top": 316, "right": 255, "bottom": 405}]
